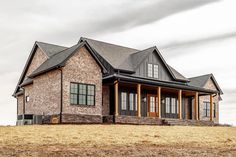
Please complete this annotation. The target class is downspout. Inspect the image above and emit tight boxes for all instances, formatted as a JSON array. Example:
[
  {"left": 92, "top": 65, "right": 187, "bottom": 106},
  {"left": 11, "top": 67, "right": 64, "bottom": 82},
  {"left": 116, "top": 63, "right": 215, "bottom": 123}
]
[
  {"left": 22, "top": 87, "right": 25, "bottom": 115},
  {"left": 59, "top": 68, "right": 63, "bottom": 124}
]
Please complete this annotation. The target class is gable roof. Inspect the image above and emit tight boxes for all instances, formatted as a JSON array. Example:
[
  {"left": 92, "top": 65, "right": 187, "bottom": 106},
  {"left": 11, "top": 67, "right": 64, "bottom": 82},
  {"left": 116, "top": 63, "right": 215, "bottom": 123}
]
[
  {"left": 36, "top": 41, "right": 68, "bottom": 57},
  {"left": 29, "top": 41, "right": 107, "bottom": 78},
  {"left": 189, "top": 74, "right": 223, "bottom": 94},
  {"left": 80, "top": 38, "right": 189, "bottom": 82},
  {"left": 13, "top": 42, "right": 69, "bottom": 96}
]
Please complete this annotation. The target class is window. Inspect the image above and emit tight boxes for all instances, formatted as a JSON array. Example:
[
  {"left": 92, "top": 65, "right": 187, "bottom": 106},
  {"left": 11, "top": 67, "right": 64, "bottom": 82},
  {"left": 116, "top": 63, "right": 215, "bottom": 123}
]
[
  {"left": 171, "top": 98, "right": 176, "bottom": 114},
  {"left": 25, "top": 96, "right": 30, "bottom": 103},
  {"left": 147, "top": 63, "right": 159, "bottom": 78},
  {"left": 70, "top": 83, "right": 95, "bottom": 106},
  {"left": 154, "top": 65, "right": 159, "bottom": 78},
  {"left": 165, "top": 97, "right": 170, "bottom": 113},
  {"left": 129, "top": 93, "right": 134, "bottom": 111},
  {"left": 150, "top": 96, "right": 155, "bottom": 112},
  {"left": 135, "top": 94, "right": 137, "bottom": 111},
  {"left": 203, "top": 102, "right": 210, "bottom": 117},
  {"left": 121, "top": 92, "right": 127, "bottom": 110},
  {"left": 147, "top": 64, "right": 153, "bottom": 77}
]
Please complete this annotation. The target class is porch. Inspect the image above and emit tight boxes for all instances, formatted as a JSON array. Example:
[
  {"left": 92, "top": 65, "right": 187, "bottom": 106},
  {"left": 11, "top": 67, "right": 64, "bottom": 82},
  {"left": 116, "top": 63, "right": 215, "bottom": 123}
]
[{"left": 104, "top": 80, "right": 216, "bottom": 125}]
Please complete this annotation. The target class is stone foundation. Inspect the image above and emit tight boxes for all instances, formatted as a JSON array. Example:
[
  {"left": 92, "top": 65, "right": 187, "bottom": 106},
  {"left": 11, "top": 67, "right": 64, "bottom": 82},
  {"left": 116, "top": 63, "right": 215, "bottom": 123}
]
[{"left": 114, "top": 116, "right": 164, "bottom": 125}]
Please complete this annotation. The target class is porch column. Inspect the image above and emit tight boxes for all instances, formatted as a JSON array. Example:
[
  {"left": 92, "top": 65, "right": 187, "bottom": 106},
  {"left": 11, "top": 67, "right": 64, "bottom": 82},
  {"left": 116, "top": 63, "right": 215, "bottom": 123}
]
[
  {"left": 178, "top": 90, "right": 182, "bottom": 119},
  {"left": 194, "top": 92, "right": 199, "bottom": 120},
  {"left": 137, "top": 84, "right": 141, "bottom": 117},
  {"left": 210, "top": 94, "right": 213, "bottom": 121},
  {"left": 158, "top": 87, "right": 161, "bottom": 118},
  {"left": 114, "top": 81, "right": 119, "bottom": 116}
]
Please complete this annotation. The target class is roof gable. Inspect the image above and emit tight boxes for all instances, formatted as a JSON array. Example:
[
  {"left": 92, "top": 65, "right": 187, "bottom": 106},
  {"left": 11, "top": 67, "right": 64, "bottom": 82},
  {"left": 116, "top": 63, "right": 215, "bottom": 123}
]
[
  {"left": 13, "top": 42, "right": 69, "bottom": 96},
  {"left": 130, "top": 46, "right": 189, "bottom": 82},
  {"left": 189, "top": 74, "right": 223, "bottom": 94},
  {"left": 29, "top": 41, "right": 107, "bottom": 78}
]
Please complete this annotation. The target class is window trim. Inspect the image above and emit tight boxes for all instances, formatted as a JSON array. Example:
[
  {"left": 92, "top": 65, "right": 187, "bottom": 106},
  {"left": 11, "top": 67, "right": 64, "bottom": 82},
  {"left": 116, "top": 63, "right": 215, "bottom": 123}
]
[
  {"left": 147, "top": 63, "right": 159, "bottom": 78},
  {"left": 70, "top": 82, "right": 96, "bottom": 106}
]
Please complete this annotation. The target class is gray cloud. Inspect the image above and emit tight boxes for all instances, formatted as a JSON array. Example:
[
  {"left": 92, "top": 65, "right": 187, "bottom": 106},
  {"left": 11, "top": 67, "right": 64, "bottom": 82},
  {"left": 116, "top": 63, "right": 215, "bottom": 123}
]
[
  {"left": 46, "top": 0, "right": 220, "bottom": 42},
  {"left": 162, "top": 31, "right": 236, "bottom": 50}
]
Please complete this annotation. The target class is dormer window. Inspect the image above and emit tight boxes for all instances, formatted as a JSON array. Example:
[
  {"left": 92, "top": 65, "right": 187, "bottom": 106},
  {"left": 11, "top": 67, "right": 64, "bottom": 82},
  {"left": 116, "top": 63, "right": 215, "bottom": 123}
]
[{"left": 147, "top": 63, "right": 159, "bottom": 78}]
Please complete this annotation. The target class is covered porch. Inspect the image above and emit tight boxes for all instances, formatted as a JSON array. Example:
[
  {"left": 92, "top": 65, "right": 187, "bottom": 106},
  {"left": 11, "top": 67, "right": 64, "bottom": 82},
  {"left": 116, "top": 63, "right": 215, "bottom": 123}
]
[{"left": 108, "top": 80, "right": 216, "bottom": 124}]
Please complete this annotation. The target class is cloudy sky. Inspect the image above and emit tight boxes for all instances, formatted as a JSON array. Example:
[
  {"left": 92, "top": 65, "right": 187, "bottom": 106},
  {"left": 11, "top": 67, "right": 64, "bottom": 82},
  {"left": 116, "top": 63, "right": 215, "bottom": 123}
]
[{"left": 0, "top": 0, "right": 235, "bottom": 125}]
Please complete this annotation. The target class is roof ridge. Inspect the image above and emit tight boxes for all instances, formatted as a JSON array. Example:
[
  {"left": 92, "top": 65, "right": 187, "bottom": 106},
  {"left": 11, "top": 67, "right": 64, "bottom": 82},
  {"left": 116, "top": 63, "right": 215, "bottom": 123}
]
[
  {"left": 189, "top": 73, "right": 212, "bottom": 79},
  {"left": 130, "top": 46, "right": 156, "bottom": 56},
  {"left": 49, "top": 43, "right": 79, "bottom": 58},
  {"left": 81, "top": 37, "right": 140, "bottom": 52},
  {"left": 36, "top": 41, "right": 68, "bottom": 48}
]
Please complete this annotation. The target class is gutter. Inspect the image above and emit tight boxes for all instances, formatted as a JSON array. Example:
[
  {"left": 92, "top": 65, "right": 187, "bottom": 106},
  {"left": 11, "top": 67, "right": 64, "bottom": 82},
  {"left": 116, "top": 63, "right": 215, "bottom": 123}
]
[{"left": 103, "top": 74, "right": 218, "bottom": 94}]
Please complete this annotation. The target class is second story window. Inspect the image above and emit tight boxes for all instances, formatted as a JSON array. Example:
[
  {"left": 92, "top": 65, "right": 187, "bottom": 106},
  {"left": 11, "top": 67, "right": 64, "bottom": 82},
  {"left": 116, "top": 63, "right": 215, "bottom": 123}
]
[
  {"left": 147, "top": 63, "right": 159, "bottom": 78},
  {"left": 147, "top": 64, "right": 153, "bottom": 77}
]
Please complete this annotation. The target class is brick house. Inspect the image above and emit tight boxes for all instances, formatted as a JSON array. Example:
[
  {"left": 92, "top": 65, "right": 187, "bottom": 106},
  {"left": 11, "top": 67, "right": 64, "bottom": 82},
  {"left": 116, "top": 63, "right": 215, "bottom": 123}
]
[{"left": 13, "top": 37, "right": 223, "bottom": 125}]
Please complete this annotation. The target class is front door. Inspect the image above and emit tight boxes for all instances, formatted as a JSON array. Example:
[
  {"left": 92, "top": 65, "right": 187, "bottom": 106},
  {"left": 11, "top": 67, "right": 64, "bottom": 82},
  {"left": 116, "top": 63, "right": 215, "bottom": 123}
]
[
  {"left": 147, "top": 94, "right": 158, "bottom": 117},
  {"left": 161, "top": 96, "right": 178, "bottom": 119}
]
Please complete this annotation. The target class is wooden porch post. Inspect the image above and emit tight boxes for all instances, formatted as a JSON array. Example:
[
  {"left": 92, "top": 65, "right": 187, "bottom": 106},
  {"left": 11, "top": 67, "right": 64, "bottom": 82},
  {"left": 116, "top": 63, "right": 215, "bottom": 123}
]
[
  {"left": 210, "top": 94, "right": 213, "bottom": 121},
  {"left": 137, "top": 84, "right": 141, "bottom": 117},
  {"left": 158, "top": 87, "right": 161, "bottom": 118},
  {"left": 178, "top": 90, "right": 182, "bottom": 119},
  {"left": 194, "top": 92, "right": 199, "bottom": 120},
  {"left": 114, "top": 81, "right": 119, "bottom": 116}
]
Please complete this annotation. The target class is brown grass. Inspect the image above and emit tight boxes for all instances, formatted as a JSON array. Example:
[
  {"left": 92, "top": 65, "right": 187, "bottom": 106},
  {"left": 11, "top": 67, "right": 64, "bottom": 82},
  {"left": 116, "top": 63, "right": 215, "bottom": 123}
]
[{"left": 0, "top": 125, "right": 236, "bottom": 156}]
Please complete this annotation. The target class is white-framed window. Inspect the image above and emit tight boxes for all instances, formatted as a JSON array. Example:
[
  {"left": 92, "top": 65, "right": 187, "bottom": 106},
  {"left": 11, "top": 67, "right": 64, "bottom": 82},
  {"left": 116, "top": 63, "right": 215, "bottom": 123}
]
[
  {"left": 171, "top": 98, "right": 176, "bottom": 114},
  {"left": 135, "top": 94, "right": 137, "bottom": 111},
  {"left": 121, "top": 92, "right": 127, "bottom": 110},
  {"left": 129, "top": 93, "right": 134, "bottom": 111},
  {"left": 147, "top": 63, "right": 159, "bottom": 78},
  {"left": 150, "top": 96, "right": 155, "bottom": 112},
  {"left": 165, "top": 97, "right": 170, "bottom": 113},
  {"left": 147, "top": 64, "right": 153, "bottom": 77},
  {"left": 154, "top": 65, "right": 159, "bottom": 78}
]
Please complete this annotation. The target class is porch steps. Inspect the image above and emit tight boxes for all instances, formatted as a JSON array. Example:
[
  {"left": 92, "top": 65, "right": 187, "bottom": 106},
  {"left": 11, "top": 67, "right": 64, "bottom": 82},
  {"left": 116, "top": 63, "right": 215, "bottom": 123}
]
[{"left": 163, "top": 119, "right": 216, "bottom": 126}]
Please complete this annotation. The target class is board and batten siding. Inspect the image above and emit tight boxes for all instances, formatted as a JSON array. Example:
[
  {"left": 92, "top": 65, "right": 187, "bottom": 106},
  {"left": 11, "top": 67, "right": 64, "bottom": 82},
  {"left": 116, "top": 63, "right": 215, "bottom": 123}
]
[{"left": 133, "top": 51, "right": 173, "bottom": 82}]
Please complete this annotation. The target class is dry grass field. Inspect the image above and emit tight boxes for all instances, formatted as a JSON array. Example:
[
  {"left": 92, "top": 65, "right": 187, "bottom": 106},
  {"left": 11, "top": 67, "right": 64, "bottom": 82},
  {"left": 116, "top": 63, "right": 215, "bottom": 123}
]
[{"left": 0, "top": 125, "right": 236, "bottom": 157}]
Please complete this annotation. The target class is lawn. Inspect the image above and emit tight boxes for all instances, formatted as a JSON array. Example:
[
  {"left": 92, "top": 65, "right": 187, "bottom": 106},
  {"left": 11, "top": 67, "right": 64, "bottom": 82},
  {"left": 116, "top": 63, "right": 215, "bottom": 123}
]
[{"left": 0, "top": 125, "right": 236, "bottom": 156}]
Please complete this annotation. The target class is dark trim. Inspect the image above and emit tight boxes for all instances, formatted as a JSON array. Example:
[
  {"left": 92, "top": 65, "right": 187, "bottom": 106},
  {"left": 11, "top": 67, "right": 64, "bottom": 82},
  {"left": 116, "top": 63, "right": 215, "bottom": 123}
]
[
  {"left": 59, "top": 68, "right": 63, "bottom": 123},
  {"left": 104, "top": 74, "right": 219, "bottom": 94},
  {"left": 28, "top": 41, "right": 108, "bottom": 78},
  {"left": 70, "top": 82, "right": 96, "bottom": 106}
]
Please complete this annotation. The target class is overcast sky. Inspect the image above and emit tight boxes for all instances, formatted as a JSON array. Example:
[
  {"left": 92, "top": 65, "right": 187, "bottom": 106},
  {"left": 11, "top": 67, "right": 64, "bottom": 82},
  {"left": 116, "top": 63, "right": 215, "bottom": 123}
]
[{"left": 0, "top": 0, "right": 235, "bottom": 125}]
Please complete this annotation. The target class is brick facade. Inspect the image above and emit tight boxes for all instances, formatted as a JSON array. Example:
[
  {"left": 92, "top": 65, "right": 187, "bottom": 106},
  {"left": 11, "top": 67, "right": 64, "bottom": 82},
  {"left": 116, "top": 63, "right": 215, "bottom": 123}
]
[
  {"left": 102, "top": 85, "right": 110, "bottom": 116},
  {"left": 199, "top": 78, "right": 219, "bottom": 123},
  {"left": 62, "top": 47, "right": 103, "bottom": 120},
  {"left": 17, "top": 95, "right": 24, "bottom": 115}
]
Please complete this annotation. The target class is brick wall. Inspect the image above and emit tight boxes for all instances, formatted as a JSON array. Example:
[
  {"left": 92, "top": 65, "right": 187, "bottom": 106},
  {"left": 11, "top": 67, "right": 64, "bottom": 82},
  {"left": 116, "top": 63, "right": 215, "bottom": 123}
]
[
  {"left": 199, "top": 78, "right": 219, "bottom": 123},
  {"left": 62, "top": 46, "right": 103, "bottom": 118},
  {"left": 102, "top": 85, "right": 110, "bottom": 116},
  {"left": 17, "top": 95, "right": 24, "bottom": 115}
]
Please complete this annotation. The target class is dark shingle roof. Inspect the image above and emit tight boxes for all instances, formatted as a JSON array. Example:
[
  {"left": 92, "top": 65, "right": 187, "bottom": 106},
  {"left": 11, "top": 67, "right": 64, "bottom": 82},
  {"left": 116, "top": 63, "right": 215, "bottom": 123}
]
[
  {"left": 189, "top": 74, "right": 223, "bottom": 94},
  {"left": 80, "top": 37, "right": 139, "bottom": 70},
  {"left": 30, "top": 43, "right": 81, "bottom": 77},
  {"left": 81, "top": 38, "right": 189, "bottom": 82},
  {"left": 36, "top": 41, "right": 68, "bottom": 57}
]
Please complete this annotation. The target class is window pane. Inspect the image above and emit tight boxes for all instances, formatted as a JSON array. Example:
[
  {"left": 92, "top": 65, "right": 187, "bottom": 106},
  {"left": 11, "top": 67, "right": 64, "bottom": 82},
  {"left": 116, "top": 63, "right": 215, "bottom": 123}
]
[
  {"left": 135, "top": 94, "right": 137, "bottom": 111},
  {"left": 79, "top": 95, "right": 86, "bottom": 105},
  {"left": 121, "top": 92, "right": 127, "bottom": 110},
  {"left": 166, "top": 98, "right": 170, "bottom": 113},
  {"left": 150, "top": 96, "right": 155, "bottom": 112},
  {"left": 171, "top": 98, "right": 176, "bottom": 114},
  {"left": 70, "top": 83, "right": 78, "bottom": 94},
  {"left": 87, "top": 85, "right": 95, "bottom": 95},
  {"left": 154, "top": 65, "right": 159, "bottom": 78},
  {"left": 70, "top": 94, "right": 78, "bottom": 104},
  {"left": 148, "top": 64, "right": 153, "bottom": 77},
  {"left": 129, "top": 93, "right": 134, "bottom": 111},
  {"left": 79, "top": 84, "right": 86, "bottom": 94},
  {"left": 87, "top": 95, "right": 94, "bottom": 105}
]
